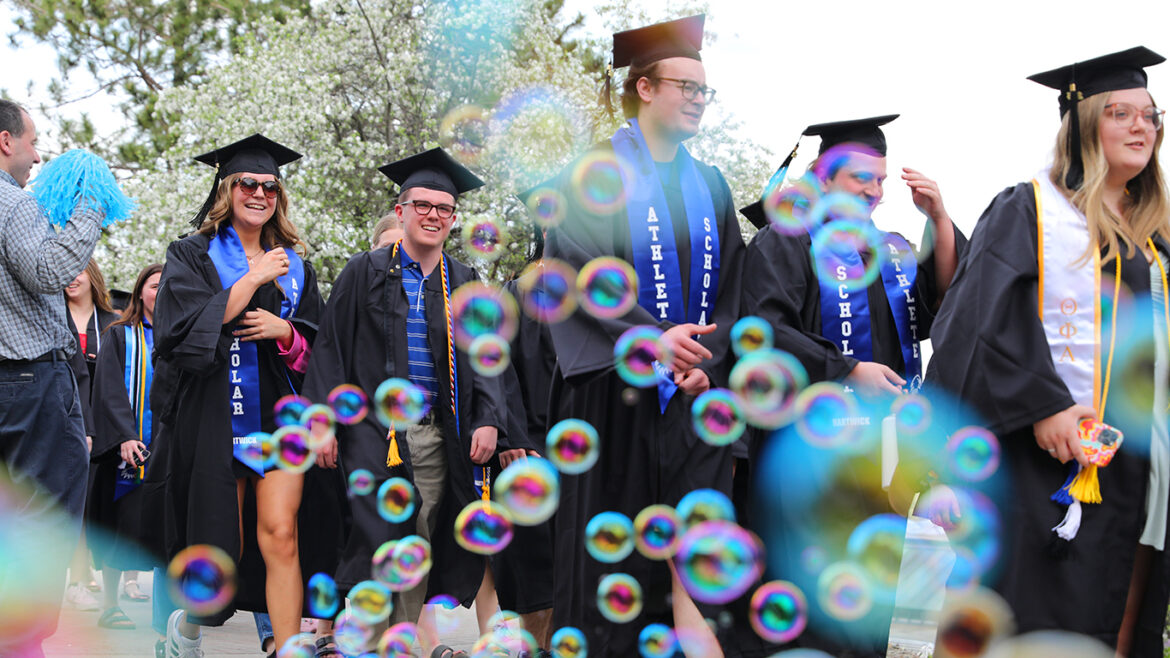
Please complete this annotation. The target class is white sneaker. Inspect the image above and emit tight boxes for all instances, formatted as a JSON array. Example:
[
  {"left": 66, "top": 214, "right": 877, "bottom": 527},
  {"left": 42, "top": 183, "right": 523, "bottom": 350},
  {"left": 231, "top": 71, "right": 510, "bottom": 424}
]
[
  {"left": 65, "top": 583, "right": 100, "bottom": 611},
  {"left": 165, "top": 609, "right": 203, "bottom": 658}
]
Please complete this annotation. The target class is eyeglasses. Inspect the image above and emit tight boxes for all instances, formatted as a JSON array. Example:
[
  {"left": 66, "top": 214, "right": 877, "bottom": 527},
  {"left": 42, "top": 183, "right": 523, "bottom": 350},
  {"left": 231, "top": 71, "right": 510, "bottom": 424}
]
[
  {"left": 234, "top": 177, "right": 281, "bottom": 198},
  {"left": 653, "top": 77, "right": 717, "bottom": 104},
  {"left": 400, "top": 199, "right": 456, "bottom": 219},
  {"left": 1104, "top": 103, "right": 1165, "bottom": 131}
]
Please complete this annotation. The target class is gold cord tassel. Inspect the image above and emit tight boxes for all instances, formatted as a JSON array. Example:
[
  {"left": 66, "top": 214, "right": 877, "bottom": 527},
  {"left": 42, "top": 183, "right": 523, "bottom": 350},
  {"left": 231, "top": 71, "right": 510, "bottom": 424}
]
[{"left": 386, "top": 427, "right": 403, "bottom": 467}]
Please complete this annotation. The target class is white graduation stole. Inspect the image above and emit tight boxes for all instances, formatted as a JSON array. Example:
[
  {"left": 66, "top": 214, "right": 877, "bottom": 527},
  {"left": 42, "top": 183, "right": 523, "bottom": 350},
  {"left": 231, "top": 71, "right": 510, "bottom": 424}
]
[{"left": 1034, "top": 172, "right": 1101, "bottom": 411}]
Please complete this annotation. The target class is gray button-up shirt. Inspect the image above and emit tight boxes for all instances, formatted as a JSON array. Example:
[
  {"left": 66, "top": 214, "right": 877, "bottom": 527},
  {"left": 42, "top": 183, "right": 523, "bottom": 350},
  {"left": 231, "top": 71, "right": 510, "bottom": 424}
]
[{"left": 0, "top": 168, "right": 102, "bottom": 359}]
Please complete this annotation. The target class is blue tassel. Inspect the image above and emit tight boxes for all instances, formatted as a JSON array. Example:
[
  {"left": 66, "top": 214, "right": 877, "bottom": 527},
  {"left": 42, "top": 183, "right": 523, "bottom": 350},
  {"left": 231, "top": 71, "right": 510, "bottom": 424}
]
[
  {"left": 29, "top": 150, "right": 135, "bottom": 229},
  {"left": 1049, "top": 462, "right": 1078, "bottom": 505}
]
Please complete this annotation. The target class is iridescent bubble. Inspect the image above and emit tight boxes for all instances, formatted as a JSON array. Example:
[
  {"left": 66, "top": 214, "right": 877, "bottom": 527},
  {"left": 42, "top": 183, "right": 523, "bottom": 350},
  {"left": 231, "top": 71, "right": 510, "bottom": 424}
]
[
  {"left": 307, "top": 572, "right": 339, "bottom": 618},
  {"left": 936, "top": 587, "right": 1014, "bottom": 658},
  {"left": 300, "top": 403, "right": 336, "bottom": 449},
  {"left": 946, "top": 545, "right": 981, "bottom": 592},
  {"left": 348, "top": 580, "right": 394, "bottom": 625},
  {"left": 493, "top": 457, "right": 560, "bottom": 526},
  {"left": 731, "top": 316, "right": 774, "bottom": 358},
  {"left": 891, "top": 393, "right": 932, "bottom": 436},
  {"left": 946, "top": 427, "right": 1001, "bottom": 482},
  {"left": 691, "top": 388, "right": 746, "bottom": 446},
  {"left": 427, "top": 594, "right": 461, "bottom": 635},
  {"left": 675, "top": 520, "right": 764, "bottom": 604},
  {"left": 328, "top": 384, "right": 369, "bottom": 425},
  {"left": 468, "top": 333, "right": 511, "bottom": 377},
  {"left": 377, "top": 622, "right": 420, "bottom": 658},
  {"left": 809, "top": 215, "right": 885, "bottom": 292},
  {"left": 166, "top": 544, "right": 237, "bottom": 617},
  {"left": 676, "top": 488, "right": 736, "bottom": 529},
  {"left": 455, "top": 500, "right": 514, "bottom": 555},
  {"left": 492, "top": 87, "right": 590, "bottom": 183},
  {"left": 947, "top": 487, "right": 1002, "bottom": 585},
  {"left": 238, "top": 431, "right": 274, "bottom": 473},
  {"left": 462, "top": 217, "right": 505, "bottom": 261},
  {"left": 793, "top": 382, "right": 864, "bottom": 449},
  {"left": 762, "top": 172, "right": 822, "bottom": 236},
  {"left": 372, "top": 540, "right": 414, "bottom": 592},
  {"left": 274, "top": 394, "right": 311, "bottom": 428},
  {"left": 333, "top": 610, "right": 374, "bottom": 657},
  {"left": 596, "top": 572, "right": 642, "bottom": 623},
  {"left": 614, "top": 326, "right": 669, "bottom": 388},
  {"left": 845, "top": 514, "right": 906, "bottom": 596},
  {"left": 816, "top": 561, "right": 872, "bottom": 621},
  {"left": 638, "top": 623, "right": 678, "bottom": 658},
  {"left": 584, "top": 511, "right": 634, "bottom": 563},
  {"left": 439, "top": 105, "right": 490, "bottom": 164},
  {"left": 516, "top": 259, "right": 578, "bottom": 324},
  {"left": 985, "top": 631, "right": 1112, "bottom": 658},
  {"left": 274, "top": 425, "right": 315, "bottom": 473},
  {"left": 545, "top": 418, "right": 599, "bottom": 475},
  {"left": 374, "top": 378, "right": 431, "bottom": 429},
  {"left": 278, "top": 633, "right": 317, "bottom": 658},
  {"left": 750, "top": 580, "right": 808, "bottom": 644},
  {"left": 570, "top": 151, "right": 629, "bottom": 215},
  {"left": 577, "top": 256, "right": 638, "bottom": 319},
  {"left": 729, "top": 349, "right": 809, "bottom": 429},
  {"left": 451, "top": 282, "right": 519, "bottom": 350},
  {"left": 471, "top": 628, "right": 539, "bottom": 658},
  {"left": 634, "top": 504, "right": 681, "bottom": 560},
  {"left": 800, "top": 546, "right": 828, "bottom": 575},
  {"left": 391, "top": 535, "right": 433, "bottom": 587},
  {"left": 486, "top": 609, "right": 523, "bottom": 634},
  {"left": 348, "top": 469, "right": 376, "bottom": 497},
  {"left": 524, "top": 187, "right": 567, "bottom": 229},
  {"left": 551, "top": 626, "right": 587, "bottom": 658},
  {"left": 376, "top": 477, "right": 416, "bottom": 524}
]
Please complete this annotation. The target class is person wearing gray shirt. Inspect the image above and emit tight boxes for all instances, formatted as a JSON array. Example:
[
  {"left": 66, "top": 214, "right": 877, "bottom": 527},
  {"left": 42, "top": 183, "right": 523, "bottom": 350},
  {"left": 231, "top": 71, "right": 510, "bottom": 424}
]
[{"left": 0, "top": 98, "right": 106, "bottom": 657}]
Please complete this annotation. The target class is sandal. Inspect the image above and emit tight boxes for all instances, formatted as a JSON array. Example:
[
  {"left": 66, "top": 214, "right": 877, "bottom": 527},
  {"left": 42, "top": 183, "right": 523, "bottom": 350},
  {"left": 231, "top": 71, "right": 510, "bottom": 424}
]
[
  {"left": 316, "top": 635, "right": 342, "bottom": 658},
  {"left": 431, "top": 646, "right": 471, "bottom": 658},
  {"left": 122, "top": 579, "right": 151, "bottom": 601},
  {"left": 97, "top": 606, "right": 136, "bottom": 630}
]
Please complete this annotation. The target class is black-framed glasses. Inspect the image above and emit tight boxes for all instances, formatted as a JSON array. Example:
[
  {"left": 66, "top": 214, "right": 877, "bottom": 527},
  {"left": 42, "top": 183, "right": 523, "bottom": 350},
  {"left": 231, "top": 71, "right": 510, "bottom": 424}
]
[
  {"left": 234, "top": 177, "right": 281, "bottom": 198},
  {"left": 653, "top": 77, "right": 716, "bottom": 104},
  {"left": 400, "top": 199, "right": 456, "bottom": 219},
  {"left": 1104, "top": 103, "right": 1165, "bottom": 131}
]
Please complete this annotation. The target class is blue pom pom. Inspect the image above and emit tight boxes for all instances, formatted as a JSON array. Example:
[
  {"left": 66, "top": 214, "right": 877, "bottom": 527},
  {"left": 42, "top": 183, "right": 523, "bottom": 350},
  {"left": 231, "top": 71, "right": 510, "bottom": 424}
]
[
  {"left": 29, "top": 150, "right": 135, "bottom": 228},
  {"left": 1049, "top": 463, "right": 1078, "bottom": 505}
]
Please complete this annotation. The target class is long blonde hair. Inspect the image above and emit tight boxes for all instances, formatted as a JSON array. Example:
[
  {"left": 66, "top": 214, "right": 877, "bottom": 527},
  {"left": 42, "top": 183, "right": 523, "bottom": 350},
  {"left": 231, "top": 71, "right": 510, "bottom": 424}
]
[
  {"left": 1050, "top": 91, "right": 1170, "bottom": 262},
  {"left": 196, "top": 173, "right": 307, "bottom": 256}
]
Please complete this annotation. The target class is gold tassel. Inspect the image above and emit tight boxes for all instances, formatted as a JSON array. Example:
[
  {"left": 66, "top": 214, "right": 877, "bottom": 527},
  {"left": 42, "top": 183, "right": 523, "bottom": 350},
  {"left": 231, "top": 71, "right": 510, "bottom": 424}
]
[
  {"left": 1069, "top": 464, "right": 1102, "bottom": 504},
  {"left": 386, "top": 427, "right": 403, "bottom": 467}
]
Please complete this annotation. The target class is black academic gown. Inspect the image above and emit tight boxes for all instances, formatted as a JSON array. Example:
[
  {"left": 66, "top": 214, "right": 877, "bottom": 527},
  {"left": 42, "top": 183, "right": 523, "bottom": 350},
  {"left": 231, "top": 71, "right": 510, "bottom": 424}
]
[
  {"left": 88, "top": 323, "right": 156, "bottom": 571},
  {"left": 66, "top": 307, "right": 118, "bottom": 536},
  {"left": 544, "top": 141, "right": 746, "bottom": 655},
  {"left": 145, "top": 232, "right": 342, "bottom": 625},
  {"left": 736, "top": 221, "right": 967, "bottom": 657},
  {"left": 927, "top": 182, "right": 1170, "bottom": 653},
  {"left": 490, "top": 278, "right": 557, "bottom": 615},
  {"left": 301, "top": 246, "right": 507, "bottom": 605}
]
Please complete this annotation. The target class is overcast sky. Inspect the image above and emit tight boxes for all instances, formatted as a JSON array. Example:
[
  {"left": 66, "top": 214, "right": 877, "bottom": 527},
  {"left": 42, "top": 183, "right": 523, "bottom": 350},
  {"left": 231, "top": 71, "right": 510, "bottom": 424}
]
[{"left": 4, "top": 0, "right": 1170, "bottom": 240}]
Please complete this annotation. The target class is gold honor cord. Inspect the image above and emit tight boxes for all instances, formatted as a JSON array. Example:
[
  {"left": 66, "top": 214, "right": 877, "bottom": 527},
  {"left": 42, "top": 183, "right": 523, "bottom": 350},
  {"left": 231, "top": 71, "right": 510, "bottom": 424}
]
[
  {"left": 1149, "top": 238, "right": 1170, "bottom": 410},
  {"left": 1097, "top": 256, "right": 1122, "bottom": 419}
]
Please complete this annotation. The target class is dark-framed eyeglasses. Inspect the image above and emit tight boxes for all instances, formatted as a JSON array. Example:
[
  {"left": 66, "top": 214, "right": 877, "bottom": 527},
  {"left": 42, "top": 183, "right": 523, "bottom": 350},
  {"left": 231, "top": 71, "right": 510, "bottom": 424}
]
[
  {"left": 400, "top": 199, "right": 456, "bottom": 219},
  {"left": 234, "top": 177, "right": 281, "bottom": 198},
  {"left": 653, "top": 77, "right": 717, "bottom": 104},
  {"left": 1104, "top": 103, "right": 1165, "bottom": 131}
]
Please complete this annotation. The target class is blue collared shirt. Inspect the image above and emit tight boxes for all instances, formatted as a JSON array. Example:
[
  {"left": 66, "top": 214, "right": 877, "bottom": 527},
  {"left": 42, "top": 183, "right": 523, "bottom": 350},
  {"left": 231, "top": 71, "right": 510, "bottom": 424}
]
[{"left": 400, "top": 249, "right": 440, "bottom": 404}]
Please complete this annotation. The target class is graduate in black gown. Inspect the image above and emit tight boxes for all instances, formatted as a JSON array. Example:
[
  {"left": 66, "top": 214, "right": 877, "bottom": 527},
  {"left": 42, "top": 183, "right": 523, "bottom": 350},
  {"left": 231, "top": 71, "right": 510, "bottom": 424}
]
[
  {"left": 89, "top": 263, "right": 163, "bottom": 630},
  {"left": 148, "top": 134, "right": 338, "bottom": 654},
  {"left": 303, "top": 148, "right": 508, "bottom": 655},
  {"left": 738, "top": 116, "right": 965, "bottom": 657},
  {"left": 543, "top": 15, "right": 745, "bottom": 656},
  {"left": 928, "top": 47, "right": 1170, "bottom": 654}
]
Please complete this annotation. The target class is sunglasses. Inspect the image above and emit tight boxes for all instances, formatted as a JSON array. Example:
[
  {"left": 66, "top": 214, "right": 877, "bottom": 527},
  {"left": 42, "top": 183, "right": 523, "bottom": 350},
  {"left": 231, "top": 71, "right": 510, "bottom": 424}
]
[{"left": 234, "top": 177, "right": 281, "bottom": 199}]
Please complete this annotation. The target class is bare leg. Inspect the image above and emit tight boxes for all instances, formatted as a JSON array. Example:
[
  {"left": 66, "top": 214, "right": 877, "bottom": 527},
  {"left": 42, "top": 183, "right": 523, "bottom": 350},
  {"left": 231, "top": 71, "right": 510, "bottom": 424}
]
[
  {"left": 101, "top": 567, "right": 121, "bottom": 610},
  {"left": 519, "top": 608, "right": 553, "bottom": 649},
  {"left": 668, "top": 560, "right": 722, "bottom": 658},
  {"left": 475, "top": 565, "right": 498, "bottom": 636},
  {"left": 416, "top": 604, "right": 440, "bottom": 654},
  {"left": 69, "top": 526, "right": 93, "bottom": 587},
  {"left": 1116, "top": 544, "right": 1153, "bottom": 657},
  {"left": 254, "top": 470, "right": 306, "bottom": 650}
]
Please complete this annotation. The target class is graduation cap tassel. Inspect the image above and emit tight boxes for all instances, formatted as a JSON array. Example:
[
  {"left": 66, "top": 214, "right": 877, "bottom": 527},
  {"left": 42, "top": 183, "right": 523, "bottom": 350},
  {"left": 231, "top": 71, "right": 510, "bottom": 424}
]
[
  {"left": 1065, "top": 82, "right": 1085, "bottom": 190},
  {"left": 1068, "top": 464, "right": 1102, "bottom": 503},
  {"left": 1049, "top": 463, "right": 1078, "bottom": 505},
  {"left": 601, "top": 62, "right": 615, "bottom": 118},
  {"left": 386, "top": 426, "right": 404, "bottom": 467}
]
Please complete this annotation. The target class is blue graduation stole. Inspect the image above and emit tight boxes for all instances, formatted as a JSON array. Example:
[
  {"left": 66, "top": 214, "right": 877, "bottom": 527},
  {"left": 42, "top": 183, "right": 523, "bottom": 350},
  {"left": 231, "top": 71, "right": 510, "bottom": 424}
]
[
  {"left": 811, "top": 224, "right": 921, "bottom": 386},
  {"left": 208, "top": 225, "right": 305, "bottom": 476},
  {"left": 114, "top": 323, "right": 153, "bottom": 501},
  {"left": 610, "top": 119, "right": 720, "bottom": 412}
]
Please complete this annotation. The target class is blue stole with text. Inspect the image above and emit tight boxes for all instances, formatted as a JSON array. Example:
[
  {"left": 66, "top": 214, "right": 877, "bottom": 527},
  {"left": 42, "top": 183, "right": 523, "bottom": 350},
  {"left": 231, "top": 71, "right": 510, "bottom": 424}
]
[
  {"left": 208, "top": 225, "right": 305, "bottom": 475},
  {"left": 610, "top": 119, "right": 720, "bottom": 412},
  {"left": 812, "top": 223, "right": 921, "bottom": 386},
  {"left": 114, "top": 323, "right": 153, "bottom": 501}
]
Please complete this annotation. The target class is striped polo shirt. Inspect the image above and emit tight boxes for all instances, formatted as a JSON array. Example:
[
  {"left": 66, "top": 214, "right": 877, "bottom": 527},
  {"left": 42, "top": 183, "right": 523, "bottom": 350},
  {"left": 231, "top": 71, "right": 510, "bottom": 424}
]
[{"left": 399, "top": 249, "right": 440, "bottom": 405}]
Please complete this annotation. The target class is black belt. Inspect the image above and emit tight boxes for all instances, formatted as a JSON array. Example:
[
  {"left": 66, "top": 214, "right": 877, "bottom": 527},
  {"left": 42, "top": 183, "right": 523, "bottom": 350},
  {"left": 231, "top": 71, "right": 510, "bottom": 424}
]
[{"left": 0, "top": 349, "right": 68, "bottom": 366}]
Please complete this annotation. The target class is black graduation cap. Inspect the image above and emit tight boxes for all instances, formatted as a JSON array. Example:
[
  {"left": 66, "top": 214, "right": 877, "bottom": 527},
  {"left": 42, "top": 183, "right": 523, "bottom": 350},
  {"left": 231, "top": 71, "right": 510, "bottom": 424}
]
[
  {"left": 739, "top": 201, "right": 767, "bottom": 230},
  {"left": 805, "top": 114, "right": 899, "bottom": 157},
  {"left": 1027, "top": 46, "right": 1164, "bottom": 189},
  {"left": 378, "top": 147, "right": 485, "bottom": 199},
  {"left": 612, "top": 14, "right": 705, "bottom": 68},
  {"left": 189, "top": 133, "right": 302, "bottom": 228}
]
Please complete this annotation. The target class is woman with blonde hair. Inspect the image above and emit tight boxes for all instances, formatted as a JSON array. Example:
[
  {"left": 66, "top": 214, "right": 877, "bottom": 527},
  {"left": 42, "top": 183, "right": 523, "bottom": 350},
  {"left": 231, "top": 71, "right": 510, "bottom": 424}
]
[
  {"left": 929, "top": 48, "right": 1170, "bottom": 654},
  {"left": 147, "top": 134, "right": 334, "bottom": 657}
]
